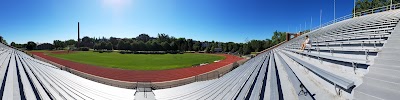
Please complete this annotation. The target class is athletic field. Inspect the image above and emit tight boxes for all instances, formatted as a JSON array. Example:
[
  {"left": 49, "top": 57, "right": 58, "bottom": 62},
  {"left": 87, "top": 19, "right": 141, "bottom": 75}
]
[{"left": 46, "top": 51, "right": 225, "bottom": 70}]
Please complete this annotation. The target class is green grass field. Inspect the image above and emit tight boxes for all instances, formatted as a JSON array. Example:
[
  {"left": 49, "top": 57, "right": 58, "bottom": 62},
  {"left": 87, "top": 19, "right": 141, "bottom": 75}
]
[{"left": 47, "top": 51, "right": 225, "bottom": 70}]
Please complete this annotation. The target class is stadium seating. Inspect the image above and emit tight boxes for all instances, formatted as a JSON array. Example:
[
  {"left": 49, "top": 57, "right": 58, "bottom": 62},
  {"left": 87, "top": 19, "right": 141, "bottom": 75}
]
[
  {"left": 0, "top": 44, "right": 135, "bottom": 100},
  {"left": 0, "top": 7, "right": 399, "bottom": 100},
  {"left": 152, "top": 9, "right": 400, "bottom": 100}
]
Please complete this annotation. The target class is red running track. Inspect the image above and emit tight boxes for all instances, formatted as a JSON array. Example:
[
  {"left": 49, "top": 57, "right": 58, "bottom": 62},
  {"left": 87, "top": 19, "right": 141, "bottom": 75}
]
[{"left": 31, "top": 52, "right": 243, "bottom": 82}]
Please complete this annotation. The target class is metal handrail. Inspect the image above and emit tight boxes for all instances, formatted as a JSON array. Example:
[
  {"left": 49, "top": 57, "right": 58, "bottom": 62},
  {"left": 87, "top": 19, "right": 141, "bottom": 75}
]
[{"left": 305, "top": 3, "right": 400, "bottom": 34}]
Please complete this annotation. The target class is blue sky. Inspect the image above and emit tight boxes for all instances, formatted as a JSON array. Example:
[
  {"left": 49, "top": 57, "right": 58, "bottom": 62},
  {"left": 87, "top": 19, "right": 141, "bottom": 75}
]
[{"left": 0, "top": 0, "right": 354, "bottom": 44}]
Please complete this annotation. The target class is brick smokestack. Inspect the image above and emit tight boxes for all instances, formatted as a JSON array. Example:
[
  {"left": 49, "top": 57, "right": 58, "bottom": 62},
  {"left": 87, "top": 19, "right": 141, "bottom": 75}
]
[{"left": 77, "top": 22, "right": 80, "bottom": 48}]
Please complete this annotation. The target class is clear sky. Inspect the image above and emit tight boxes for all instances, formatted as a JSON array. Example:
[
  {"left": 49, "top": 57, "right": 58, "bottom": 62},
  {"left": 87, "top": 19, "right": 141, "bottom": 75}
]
[{"left": 0, "top": 0, "right": 354, "bottom": 44}]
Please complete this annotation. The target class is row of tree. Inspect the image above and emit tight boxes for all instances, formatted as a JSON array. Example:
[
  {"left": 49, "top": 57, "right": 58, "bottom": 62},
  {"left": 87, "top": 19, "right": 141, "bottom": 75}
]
[
  {"left": 90, "top": 32, "right": 286, "bottom": 55},
  {"left": 6, "top": 31, "right": 287, "bottom": 55},
  {"left": 354, "top": 0, "right": 400, "bottom": 13},
  {"left": 0, "top": 36, "right": 7, "bottom": 45},
  {"left": 10, "top": 41, "right": 37, "bottom": 50}
]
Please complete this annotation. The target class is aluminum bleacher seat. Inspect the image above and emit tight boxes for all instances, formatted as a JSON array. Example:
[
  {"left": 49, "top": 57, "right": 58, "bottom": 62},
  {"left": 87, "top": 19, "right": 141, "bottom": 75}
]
[{"left": 0, "top": 43, "right": 136, "bottom": 100}]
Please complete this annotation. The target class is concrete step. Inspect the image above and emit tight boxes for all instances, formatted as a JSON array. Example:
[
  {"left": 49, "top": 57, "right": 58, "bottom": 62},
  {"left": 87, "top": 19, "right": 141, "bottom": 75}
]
[
  {"left": 373, "top": 58, "right": 400, "bottom": 67},
  {"left": 370, "top": 64, "right": 400, "bottom": 72},
  {"left": 387, "top": 33, "right": 400, "bottom": 38},
  {"left": 379, "top": 48, "right": 400, "bottom": 54},
  {"left": 355, "top": 77, "right": 400, "bottom": 100},
  {"left": 376, "top": 52, "right": 400, "bottom": 60},
  {"left": 354, "top": 91, "right": 383, "bottom": 100},
  {"left": 368, "top": 67, "right": 400, "bottom": 78},
  {"left": 364, "top": 75, "right": 400, "bottom": 92},
  {"left": 381, "top": 42, "right": 400, "bottom": 49},
  {"left": 365, "top": 68, "right": 400, "bottom": 84}
]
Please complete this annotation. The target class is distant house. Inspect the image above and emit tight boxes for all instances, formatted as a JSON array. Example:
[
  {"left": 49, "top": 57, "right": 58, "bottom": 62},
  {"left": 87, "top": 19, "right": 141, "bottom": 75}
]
[
  {"left": 37, "top": 43, "right": 54, "bottom": 50},
  {"left": 201, "top": 42, "right": 209, "bottom": 48},
  {"left": 214, "top": 48, "right": 223, "bottom": 52}
]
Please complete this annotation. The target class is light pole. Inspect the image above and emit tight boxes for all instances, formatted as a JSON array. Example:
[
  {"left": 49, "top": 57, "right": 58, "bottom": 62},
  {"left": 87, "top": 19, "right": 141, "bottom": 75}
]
[
  {"left": 300, "top": 24, "right": 302, "bottom": 32},
  {"left": 334, "top": 0, "right": 336, "bottom": 23},
  {"left": 320, "top": 9, "right": 322, "bottom": 28},
  {"left": 391, "top": 0, "right": 393, "bottom": 10},
  {"left": 305, "top": 21, "right": 307, "bottom": 31},
  {"left": 311, "top": 16, "right": 313, "bottom": 30},
  {"left": 354, "top": 0, "right": 356, "bottom": 17}
]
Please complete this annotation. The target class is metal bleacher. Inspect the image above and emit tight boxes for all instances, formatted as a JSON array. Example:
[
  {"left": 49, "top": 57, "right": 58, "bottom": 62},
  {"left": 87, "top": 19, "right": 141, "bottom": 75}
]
[
  {"left": 0, "top": 4, "right": 400, "bottom": 100},
  {"left": 0, "top": 44, "right": 135, "bottom": 100},
  {"left": 152, "top": 8, "right": 400, "bottom": 100}
]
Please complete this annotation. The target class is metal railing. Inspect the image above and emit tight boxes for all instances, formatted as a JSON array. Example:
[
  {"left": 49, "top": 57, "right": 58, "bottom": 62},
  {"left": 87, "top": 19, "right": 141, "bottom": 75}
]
[{"left": 306, "top": 3, "right": 400, "bottom": 34}]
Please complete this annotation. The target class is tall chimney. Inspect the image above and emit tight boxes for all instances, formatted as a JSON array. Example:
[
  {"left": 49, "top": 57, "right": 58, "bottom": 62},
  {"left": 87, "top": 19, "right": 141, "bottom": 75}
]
[{"left": 77, "top": 22, "right": 80, "bottom": 48}]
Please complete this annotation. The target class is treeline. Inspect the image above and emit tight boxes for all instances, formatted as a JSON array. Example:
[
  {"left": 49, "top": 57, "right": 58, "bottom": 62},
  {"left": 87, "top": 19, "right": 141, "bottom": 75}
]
[
  {"left": 6, "top": 31, "right": 287, "bottom": 55},
  {"left": 11, "top": 41, "right": 39, "bottom": 50},
  {"left": 354, "top": 0, "right": 400, "bottom": 12},
  {"left": 0, "top": 36, "right": 7, "bottom": 44},
  {"left": 92, "top": 32, "right": 286, "bottom": 55}
]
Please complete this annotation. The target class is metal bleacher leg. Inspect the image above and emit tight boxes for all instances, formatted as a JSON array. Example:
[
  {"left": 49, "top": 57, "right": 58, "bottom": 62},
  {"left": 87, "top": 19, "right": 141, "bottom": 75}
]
[
  {"left": 352, "top": 62, "right": 357, "bottom": 74},
  {"left": 361, "top": 42, "right": 364, "bottom": 48},
  {"left": 334, "top": 84, "right": 342, "bottom": 96},
  {"left": 365, "top": 49, "right": 369, "bottom": 60}
]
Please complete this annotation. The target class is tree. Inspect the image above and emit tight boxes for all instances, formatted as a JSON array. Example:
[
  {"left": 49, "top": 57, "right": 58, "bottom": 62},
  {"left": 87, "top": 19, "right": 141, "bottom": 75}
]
[
  {"left": 53, "top": 40, "right": 65, "bottom": 50},
  {"left": 109, "top": 37, "right": 119, "bottom": 50},
  {"left": 81, "top": 36, "right": 95, "bottom": 48},
  {"left": 210, "top": 45, "right": 215, "bottom": 53},
  {"left": 106, "top": 42, "right": 113, "bottom": 50},
  {"left": 233, "top": 43, "right": 240, "bottom": 52},
  {"left": 237, "top": 47, "right": 243, "bottom": 54},
  {"left": 205, "top": 47, "right": 211, "bottom": 53},
  {"left": 222, "top": 43, "right": 228, "bottom": 52},
  {"left": 242, "top": 44, "right": 251, "bottom": 55},
  {"left": 130, "top": 41, "right": 139, "bottom": 51},
  {"left": 116, "top": 40, "right": 131, "bottom": 51},
  {"left": 11, "top": 42, "right": 16, "bottom": 47},
  {"left": 145, "top": 41, "right": 153, "bottom": 51},
  {"left": 271, "top": 31, "right": 286, "bottom": 45},
  {"left": 193, "top": 41, "right": 201, "bottom": 51},
  {"left": 353, "top": 0, "right": 399, "bottom": 14},
  {"left": 153, "top": 42, "right": 163, "bottom": 51},
  {"left": 176, "top": 38, "right": 186, "bottom": 51},
  {"left": 136, "top": 34, "right": 151, "bottom": 42},
  {"left": 187, "top": 39, "right": 193, "bottom": 51},
  {"left": 26, "top": 41, "right": 37, "bottom": 50},
  {"left": 37, "top": 43, "right": 54, "bottom": 50},
  {"left": 0, "top": 36, "right": 6, "bottom": 44},
  {"left": 93, "top": 43, "right": 99, "bottom": 50},
  {"left": 117, "top": 40, "right": 124, "bottom": 50},
  {"left": 65, "top": 39, "right": 77, "bottom": 46},
  {"left": 137, "top": 41, "right": 146, "bottom": 51},
  {"left": 170, "top": 42, "right": 178, "bottom": 51},
  {"left": 157, "top": 33, "right": 169, "bottom": 42},
  {"left": 100, "top": 41, "right": 107, "bottom": 50},
  {"left": 263, "top": 39, "right": 272, "bottom": 49},
  {"left": 249, "top": 40, "right": 263, "bottom": 52},
  {"left": 161, "top": 42, "right": 171, "bottom": 51}
]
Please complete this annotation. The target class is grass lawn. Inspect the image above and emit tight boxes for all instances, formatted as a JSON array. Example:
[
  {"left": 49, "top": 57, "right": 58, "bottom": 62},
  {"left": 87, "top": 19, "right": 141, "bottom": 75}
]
[{"left": 47, "top": 51, "right": 225, "bottom": 70}]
